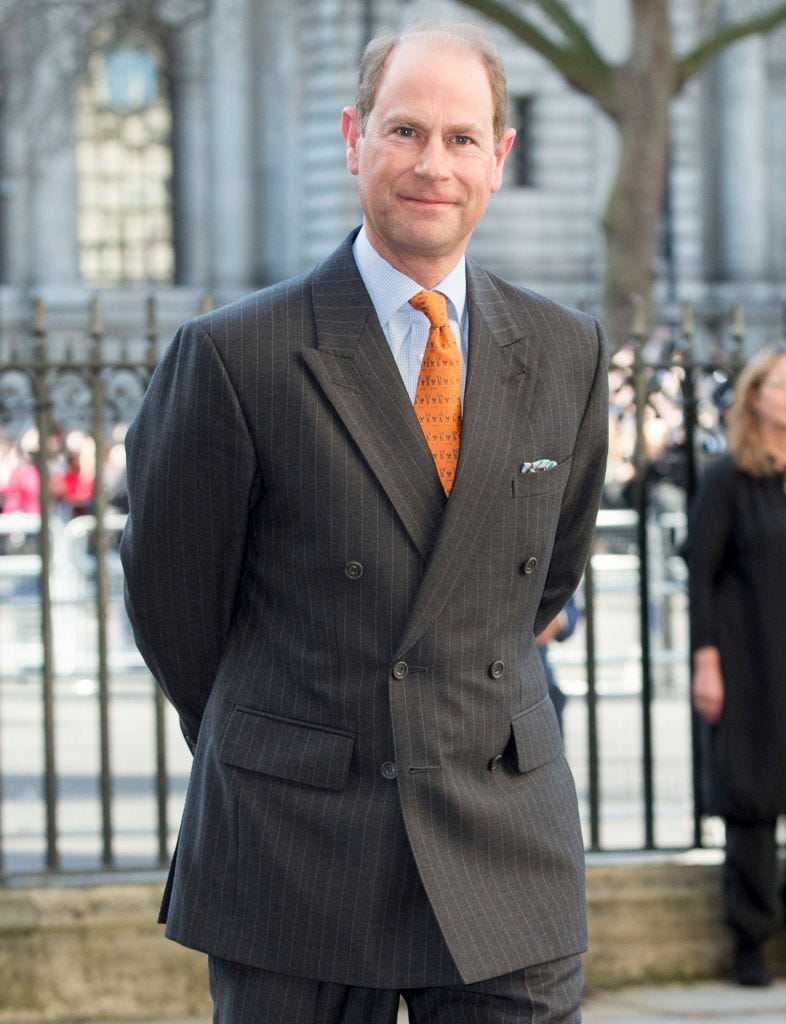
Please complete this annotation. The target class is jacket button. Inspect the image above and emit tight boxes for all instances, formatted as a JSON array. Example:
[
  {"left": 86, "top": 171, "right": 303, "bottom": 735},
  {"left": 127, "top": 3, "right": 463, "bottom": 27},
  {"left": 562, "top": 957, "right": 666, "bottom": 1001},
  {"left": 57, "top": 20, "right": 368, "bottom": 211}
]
[
  {"left": 392, "top": 661, "right": 408, "bottom": 680},
  {"left": 381, "top": 761, "right": 398, "bottom": 780},
  {"left": 521, "top": 556, "right": 538, "bottom": 575},
  {"left": 489, "top": 660, "right": 504, "bottom": 679},
  {"left": 487, "top": 754, "right": 503, "bottom": 771},
  {"left": 344, "top": 560, "right": 363, "bottom": 579}
]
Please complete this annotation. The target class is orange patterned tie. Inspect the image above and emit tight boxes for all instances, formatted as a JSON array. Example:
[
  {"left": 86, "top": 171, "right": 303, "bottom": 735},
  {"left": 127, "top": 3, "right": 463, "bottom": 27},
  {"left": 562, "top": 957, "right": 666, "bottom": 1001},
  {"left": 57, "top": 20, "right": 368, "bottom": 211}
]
[{"left": 409, "top": 290, "right": 462, "bottom": 495}]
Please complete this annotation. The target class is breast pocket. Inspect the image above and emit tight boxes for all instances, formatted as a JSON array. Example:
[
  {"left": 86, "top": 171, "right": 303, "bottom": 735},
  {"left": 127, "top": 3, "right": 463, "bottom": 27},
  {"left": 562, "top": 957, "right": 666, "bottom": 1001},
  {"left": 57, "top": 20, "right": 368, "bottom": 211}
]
[
  {"left": 512, "top": 456, "right": 572, "bottom": 498},
  {"left": 220, "top": 705, "right": 354, "bottom": 791}
]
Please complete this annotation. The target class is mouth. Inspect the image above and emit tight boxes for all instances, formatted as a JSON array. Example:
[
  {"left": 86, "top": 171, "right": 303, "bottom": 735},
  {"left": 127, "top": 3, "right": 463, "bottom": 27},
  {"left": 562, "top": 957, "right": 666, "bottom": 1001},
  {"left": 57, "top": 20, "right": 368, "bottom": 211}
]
[{"left": 400, "top": 195, "right": 454, "bottom": 210}]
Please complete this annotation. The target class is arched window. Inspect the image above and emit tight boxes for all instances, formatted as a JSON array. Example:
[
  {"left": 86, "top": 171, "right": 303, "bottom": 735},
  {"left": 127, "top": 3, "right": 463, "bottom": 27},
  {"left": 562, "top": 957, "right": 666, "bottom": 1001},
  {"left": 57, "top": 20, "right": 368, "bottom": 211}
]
[{"left": 77, "top": 34, "right": 174, "bottom": 286}]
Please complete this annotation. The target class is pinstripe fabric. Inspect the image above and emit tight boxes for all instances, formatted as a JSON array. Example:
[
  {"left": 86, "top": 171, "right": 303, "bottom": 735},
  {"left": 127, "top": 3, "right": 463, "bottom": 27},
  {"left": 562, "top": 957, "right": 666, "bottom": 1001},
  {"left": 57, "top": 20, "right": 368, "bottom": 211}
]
[
  {"left": 208, "top": 953, "right": 582, "bottom": 1023},
  {"left": 406, "top": 955, "right": 583, "bottom": 1023},
  {"left": 208, "top": 958, "right": 401, "bottom": 1023},
  {"left": 121, "top": 230, "right": 608, "bottom": 989}
]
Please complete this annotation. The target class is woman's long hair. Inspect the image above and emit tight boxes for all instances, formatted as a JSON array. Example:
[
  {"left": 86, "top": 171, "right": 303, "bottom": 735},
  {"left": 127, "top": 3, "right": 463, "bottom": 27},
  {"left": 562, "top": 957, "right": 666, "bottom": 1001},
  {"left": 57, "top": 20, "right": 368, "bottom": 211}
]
[{"left": 728, "top": 342, "right": 786, "bottom": 476}]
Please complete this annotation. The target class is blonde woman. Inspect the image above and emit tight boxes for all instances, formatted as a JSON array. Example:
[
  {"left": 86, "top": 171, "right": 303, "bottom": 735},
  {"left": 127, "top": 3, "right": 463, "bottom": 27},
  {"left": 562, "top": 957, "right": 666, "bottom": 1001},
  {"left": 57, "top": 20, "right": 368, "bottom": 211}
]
[{"left": 688, "top": 343, "right": 786, "bottom": 986}]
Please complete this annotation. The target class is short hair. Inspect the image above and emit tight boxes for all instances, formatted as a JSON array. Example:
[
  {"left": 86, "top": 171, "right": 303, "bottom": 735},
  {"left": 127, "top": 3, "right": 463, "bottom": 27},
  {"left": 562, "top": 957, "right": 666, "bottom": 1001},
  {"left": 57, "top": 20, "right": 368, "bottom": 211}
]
[
  {"left": 355, "top": 21, "right": 509, "bottom": 146},
  {"left": 728, "top": 342, "right": 786, "bottom": 476}
]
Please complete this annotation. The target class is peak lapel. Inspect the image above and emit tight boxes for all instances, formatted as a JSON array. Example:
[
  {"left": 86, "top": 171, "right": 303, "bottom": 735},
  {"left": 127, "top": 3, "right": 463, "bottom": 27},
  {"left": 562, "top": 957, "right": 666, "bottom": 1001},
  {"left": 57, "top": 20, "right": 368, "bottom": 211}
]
[
  {"left": 301, "top": 237, "right": 445, "bottom": 561},
  {"left": 395, "top": 264, "right": 539, "bottom": 657}
]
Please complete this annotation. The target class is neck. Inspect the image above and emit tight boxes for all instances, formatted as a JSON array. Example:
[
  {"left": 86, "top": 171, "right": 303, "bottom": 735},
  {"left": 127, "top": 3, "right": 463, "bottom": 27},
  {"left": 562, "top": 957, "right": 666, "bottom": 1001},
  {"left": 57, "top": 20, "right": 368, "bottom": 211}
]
[
  {"left": 362, "top": 227, "right": 465, "bottom": 290},
  {"left": 386, "top": 253, "right": 455, "bottom": 290}
]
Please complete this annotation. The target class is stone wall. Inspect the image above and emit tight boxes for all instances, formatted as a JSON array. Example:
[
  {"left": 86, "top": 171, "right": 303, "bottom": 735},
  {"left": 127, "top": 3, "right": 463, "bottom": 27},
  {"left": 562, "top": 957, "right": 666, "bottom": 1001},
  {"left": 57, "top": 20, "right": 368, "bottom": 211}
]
[
  {"left": 0, "top": 881, "right": 210, "bottom": 1022},
  {"left": 2, "top": 855, "right": 786, "bottom": 1021},
  {"left": 584, "top": 853, "right": 786, "bottom": 987}
]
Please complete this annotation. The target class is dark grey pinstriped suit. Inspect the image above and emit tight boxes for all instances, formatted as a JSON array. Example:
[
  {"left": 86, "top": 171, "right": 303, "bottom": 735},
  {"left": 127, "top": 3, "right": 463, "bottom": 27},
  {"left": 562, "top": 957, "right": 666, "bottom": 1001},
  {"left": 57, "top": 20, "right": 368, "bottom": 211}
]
[{"left": 120, "top": 230, "right": 608, "bottom": 989}]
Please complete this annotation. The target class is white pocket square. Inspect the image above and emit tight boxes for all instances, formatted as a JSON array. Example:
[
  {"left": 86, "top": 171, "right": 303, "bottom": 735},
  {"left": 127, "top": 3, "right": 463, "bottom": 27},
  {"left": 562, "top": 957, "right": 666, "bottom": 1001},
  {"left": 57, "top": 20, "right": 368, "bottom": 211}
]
[{"left": 520, "top": 459, "right": 558, "bottom": 474}]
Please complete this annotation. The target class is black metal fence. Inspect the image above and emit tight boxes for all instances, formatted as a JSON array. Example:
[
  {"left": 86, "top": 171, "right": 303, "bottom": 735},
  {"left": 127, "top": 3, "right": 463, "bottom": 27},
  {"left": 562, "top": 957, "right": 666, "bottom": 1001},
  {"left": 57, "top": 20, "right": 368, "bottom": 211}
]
[
  {"left": 0, "top": 294, "right": 781, "bottom": 879},
  {"left": 0, "top": 295, "right": 196, "bottom": 877}
]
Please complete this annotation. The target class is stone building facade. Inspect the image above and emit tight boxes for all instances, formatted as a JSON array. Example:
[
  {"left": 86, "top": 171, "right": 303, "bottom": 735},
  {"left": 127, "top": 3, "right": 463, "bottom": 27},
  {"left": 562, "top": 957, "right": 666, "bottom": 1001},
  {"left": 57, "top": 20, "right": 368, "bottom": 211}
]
[{"left": 0, "top": 0, "right": 783, "bottom": 338}]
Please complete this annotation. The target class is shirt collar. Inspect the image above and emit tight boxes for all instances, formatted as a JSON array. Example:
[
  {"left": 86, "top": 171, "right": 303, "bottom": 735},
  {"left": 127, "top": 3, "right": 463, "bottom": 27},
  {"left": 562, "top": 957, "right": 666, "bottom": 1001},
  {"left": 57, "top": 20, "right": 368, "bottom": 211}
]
[{"left": 353, "top": 225, "right": 467, "bottom": 327}]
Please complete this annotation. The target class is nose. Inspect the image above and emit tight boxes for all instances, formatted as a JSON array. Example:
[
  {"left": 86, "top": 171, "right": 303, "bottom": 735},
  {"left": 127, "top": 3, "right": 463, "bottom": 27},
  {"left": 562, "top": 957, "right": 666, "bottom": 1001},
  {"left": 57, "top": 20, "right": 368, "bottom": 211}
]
[{"left": 414, "top": 136, "right": 450, "bottom": 179}]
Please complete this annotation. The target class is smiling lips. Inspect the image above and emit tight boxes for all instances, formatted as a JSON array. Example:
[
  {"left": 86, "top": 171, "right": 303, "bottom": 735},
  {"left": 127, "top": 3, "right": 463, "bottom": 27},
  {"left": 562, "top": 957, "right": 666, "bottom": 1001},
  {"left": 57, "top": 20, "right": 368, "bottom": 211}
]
[{"left": 400, "top": 194, "right": 455, "bottom": 207}]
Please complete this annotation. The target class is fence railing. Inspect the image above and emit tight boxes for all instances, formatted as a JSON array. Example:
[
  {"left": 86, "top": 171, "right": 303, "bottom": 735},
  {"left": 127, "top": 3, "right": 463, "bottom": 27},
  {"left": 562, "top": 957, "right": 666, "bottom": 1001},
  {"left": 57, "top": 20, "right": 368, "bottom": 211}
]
[{"left": 0, "top": 294, "right": 779, "bottom": 879}]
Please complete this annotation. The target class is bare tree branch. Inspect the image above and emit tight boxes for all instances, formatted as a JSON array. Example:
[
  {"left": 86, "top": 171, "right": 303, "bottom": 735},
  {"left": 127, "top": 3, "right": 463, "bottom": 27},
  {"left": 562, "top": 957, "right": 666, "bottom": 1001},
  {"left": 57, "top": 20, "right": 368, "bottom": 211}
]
[
  {"left": 522, "top": 0, "right": 606, "bottom": 56},
  {"left": 676, "top": 1, "right": 786, "bottom": 87},
  {"left": 453, "top": 0, "right": 614, "bottom": 100},
  {"left": 0, "top": 0, "right": 211, "bottom": 33},
  {"left": 448, "top": 0, "right": 786, "bottom": 345}
]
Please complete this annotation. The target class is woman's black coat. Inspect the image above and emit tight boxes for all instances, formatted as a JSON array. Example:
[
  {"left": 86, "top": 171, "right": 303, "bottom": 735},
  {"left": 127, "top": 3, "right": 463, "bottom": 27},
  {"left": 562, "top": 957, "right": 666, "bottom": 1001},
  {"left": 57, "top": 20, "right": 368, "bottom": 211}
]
[{"left": 687, "top": 455, "right": 786, "bottom": 820}]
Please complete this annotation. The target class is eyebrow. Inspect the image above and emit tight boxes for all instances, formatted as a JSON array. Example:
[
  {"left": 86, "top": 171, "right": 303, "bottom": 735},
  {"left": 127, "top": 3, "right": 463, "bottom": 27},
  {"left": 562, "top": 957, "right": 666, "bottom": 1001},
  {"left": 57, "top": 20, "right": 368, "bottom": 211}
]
[{"left": 380, "top": 111, "right": 485, "bottom": 136}]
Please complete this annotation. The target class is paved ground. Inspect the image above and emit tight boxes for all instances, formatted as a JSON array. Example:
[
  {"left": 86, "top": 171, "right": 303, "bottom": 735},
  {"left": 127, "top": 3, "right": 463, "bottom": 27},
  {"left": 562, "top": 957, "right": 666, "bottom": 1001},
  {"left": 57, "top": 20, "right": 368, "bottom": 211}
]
[
  {"left": 66, "top": 979, "right": 786, "bottom": 1023},
  {"left": 581, "top": 979, "right": 786, "bottom": 1022}
]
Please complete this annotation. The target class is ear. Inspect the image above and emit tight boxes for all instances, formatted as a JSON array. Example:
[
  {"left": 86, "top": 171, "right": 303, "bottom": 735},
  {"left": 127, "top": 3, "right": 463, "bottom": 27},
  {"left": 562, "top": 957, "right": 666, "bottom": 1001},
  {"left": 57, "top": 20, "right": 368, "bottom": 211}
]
[
  {"left": 490, "top": 128, "right": 516, "bottom": 194},
  {"left": 341, "top": 107, "right": 361, "bottom": 176}
]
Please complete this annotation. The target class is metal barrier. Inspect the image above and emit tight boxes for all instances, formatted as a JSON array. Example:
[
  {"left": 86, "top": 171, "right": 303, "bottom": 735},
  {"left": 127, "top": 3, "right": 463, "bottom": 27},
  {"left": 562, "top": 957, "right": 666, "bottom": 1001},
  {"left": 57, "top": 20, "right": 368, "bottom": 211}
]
[
  {"left": 0, "top": 295, "right": 779, "bottom": 878},
  {"left": 1, "top": 296, "right": 167, "bottom": 876}
]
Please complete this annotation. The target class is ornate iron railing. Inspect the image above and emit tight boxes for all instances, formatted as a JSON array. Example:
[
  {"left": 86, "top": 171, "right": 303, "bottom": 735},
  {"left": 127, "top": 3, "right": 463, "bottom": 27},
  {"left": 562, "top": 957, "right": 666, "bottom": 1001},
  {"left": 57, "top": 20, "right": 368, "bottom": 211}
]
[{"left": 0, "top": 294, "right": 782, "bottom": 877}]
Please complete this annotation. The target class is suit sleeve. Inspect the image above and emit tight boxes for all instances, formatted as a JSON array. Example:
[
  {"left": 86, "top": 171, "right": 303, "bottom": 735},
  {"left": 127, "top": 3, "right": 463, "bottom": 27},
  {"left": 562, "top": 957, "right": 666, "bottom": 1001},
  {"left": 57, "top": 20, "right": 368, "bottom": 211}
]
[
  {"left": 534, "top": 317, "right": 609, "bottom": 636},
  {"left": 120, "top": 319, "right": 260, "bottom": 748}
]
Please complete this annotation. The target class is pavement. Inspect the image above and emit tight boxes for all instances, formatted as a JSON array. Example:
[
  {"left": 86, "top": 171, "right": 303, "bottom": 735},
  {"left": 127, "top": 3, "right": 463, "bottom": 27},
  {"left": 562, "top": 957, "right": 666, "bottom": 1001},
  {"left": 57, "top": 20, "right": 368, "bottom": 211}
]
[
  {"left": 63, "top": 979, "right": 786, "bottom": 1023},
  {"left": 580, "top": 979, "right": 786, "bottom": 1022}
]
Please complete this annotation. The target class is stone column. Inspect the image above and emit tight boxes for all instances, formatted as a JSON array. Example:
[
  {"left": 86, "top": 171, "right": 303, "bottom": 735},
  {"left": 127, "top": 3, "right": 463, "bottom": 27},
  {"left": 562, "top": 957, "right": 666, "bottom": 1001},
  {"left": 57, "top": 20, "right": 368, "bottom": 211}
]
[
  {"left": 23, "top": 18, "right": 81, "bottom": 289},
  {"left": 256, "top": 0, "right": 303, "bottom": 282},
  {"left": 171, "top": 18, "right": 211, "bottom": 288},
  {"left": 28, "top": 120, "right": 81, "bottom": 289},
  {"left": 0, "top": 62, "right": 31, "bottom": 288},
  {"left": 206, "top": 0, "right": 255, "bottom": 293},
  {"left": 716, "top": 33, "right": 768, "bottom": 280}
]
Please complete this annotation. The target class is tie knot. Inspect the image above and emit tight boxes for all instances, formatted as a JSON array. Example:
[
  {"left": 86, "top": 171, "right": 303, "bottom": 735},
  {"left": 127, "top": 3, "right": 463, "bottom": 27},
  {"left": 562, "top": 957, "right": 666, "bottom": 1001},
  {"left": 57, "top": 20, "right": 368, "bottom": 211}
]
[{"left": 409, "top": 290, "right": 449, "bottom": 329}]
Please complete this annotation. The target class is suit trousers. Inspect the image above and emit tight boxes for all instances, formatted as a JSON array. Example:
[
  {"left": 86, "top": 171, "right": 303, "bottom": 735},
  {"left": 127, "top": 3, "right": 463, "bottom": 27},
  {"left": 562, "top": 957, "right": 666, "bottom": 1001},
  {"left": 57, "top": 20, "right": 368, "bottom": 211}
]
[
  {"left": 208, "top": 954, "right": 584, "bottom": 1023},
  {"left": 724, "top": 817, "right": 785, "bottom": 945}
]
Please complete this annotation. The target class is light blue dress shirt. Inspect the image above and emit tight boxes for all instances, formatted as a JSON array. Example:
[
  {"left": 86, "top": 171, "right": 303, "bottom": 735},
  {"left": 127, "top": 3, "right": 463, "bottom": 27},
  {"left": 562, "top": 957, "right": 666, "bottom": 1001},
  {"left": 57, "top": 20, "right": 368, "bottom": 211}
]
[{"left": 352, "top": 227, "right": 468, "bottom": 406}]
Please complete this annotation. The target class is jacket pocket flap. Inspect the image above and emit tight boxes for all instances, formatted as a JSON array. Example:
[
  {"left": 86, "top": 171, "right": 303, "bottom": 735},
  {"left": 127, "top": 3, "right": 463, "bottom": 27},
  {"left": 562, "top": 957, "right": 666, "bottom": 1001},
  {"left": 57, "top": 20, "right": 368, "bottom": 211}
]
[
  {"left": 511, "top": 697, "right": 563, "bottom": 774},
  {"left": 220, "top": 705, "right": 354, "bottom": 791}
]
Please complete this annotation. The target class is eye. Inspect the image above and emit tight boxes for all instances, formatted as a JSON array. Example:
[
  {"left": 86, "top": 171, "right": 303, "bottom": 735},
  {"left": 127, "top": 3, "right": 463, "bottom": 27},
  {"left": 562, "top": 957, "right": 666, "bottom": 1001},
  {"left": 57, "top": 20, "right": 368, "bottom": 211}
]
[
  {"left": 452, "top": 135, "right": 472, "bottom": 146},
  {"left": 395, "top": 126, "right": 416, "bottom": 138}
]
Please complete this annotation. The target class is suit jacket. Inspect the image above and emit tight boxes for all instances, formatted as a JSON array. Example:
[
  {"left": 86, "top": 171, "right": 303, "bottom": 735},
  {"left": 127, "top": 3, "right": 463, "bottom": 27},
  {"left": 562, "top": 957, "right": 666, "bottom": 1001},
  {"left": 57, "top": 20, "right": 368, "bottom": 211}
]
[{"left": 120, "top": 231, "right": 608, "bottom": 987}]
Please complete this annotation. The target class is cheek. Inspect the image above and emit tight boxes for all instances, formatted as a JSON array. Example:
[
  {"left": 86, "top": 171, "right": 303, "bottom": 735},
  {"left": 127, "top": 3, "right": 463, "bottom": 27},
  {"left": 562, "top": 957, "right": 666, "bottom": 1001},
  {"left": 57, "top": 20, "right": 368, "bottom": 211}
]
[
  {"left": 356, "top": 147, "right": 392, "bottom": 186},
  {"left": 460, "top": 153, "right": 501, "bottom": 195},
  {"left": 757, "top": 394, "right": 786, "bottom": 422}
]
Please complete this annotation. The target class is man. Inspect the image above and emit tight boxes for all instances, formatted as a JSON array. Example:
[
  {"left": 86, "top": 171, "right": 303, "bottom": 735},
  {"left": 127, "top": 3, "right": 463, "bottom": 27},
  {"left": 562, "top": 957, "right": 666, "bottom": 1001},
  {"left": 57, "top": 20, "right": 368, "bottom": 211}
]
[{"left": 121, "top": 20, "right": 608, "bottom": 1024}]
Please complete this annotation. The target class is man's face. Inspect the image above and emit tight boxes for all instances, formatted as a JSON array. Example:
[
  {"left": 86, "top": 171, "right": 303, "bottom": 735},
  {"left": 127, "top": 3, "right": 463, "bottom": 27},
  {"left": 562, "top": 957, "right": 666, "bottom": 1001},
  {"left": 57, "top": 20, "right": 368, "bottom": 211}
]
[{"left": 342, "top": 38, "right": 515, "bottom": 284}]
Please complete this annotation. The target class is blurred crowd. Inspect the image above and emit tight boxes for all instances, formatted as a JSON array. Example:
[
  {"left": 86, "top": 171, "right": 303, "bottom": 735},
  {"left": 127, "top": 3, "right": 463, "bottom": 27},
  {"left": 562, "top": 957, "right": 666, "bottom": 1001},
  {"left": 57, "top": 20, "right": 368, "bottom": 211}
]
[
  {"left": 0, "top": 424, "right": 128, "bottom": 521},
  {"left": 604, "top": 333, "right": 735, "bottom": 514}
]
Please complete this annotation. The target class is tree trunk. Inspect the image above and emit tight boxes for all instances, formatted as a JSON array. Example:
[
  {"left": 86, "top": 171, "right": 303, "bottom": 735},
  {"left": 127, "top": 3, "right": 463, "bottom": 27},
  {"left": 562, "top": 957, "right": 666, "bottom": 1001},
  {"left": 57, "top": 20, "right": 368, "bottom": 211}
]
[
  {"left": 454, "top": 0, "right": 786, "bottom": 347},
  {"left": 601, "top": 88, "right": 671, "bottom": 348},
  {"left": 601, "top": 0, "right": 676, "bottom": 349}
]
